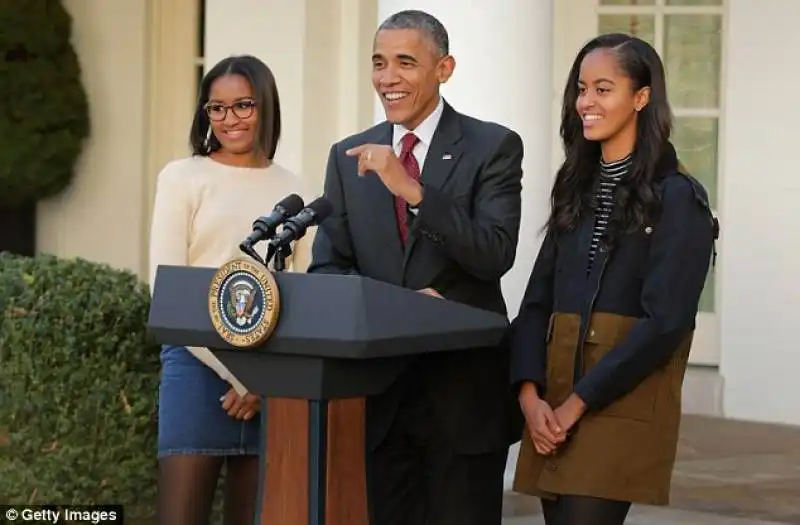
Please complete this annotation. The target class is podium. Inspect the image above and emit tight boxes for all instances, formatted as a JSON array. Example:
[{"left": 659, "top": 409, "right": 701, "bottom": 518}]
[{"left": 147, "top": 264, "right": 509, "bottom": 525}]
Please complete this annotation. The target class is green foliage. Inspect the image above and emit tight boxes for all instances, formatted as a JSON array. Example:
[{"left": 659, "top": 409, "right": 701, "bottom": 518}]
[
  {"left": 0, "top": 0, "right": 90, "bottom": 206},
  {"left": 0, "top": 253, "right": 159, "bottom": 522}
]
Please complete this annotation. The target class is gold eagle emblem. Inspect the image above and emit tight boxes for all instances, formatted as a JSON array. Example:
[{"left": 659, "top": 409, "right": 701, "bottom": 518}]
[
  {"left": 228, "top": 279, "right": 260, "bottom": 327},
  {"left": 208, "top": 257, "right": 281, "bottom": 348}
]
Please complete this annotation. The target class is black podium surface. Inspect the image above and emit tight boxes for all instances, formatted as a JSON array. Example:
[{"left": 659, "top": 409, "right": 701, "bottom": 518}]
[
  {"left": 148, "top": 265, "right": 509, "bottom": 399},
  {"left": 147, "top": 264, "right": 510, "bottom": 525}
]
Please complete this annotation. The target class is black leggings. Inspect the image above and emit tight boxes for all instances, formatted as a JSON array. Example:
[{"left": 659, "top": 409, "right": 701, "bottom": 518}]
[
  {"left": 156, "top": 455, "right": 260, "bottom": 525},
  {"left": 541, "top": 494, "right": 631, "bottom": 525}
]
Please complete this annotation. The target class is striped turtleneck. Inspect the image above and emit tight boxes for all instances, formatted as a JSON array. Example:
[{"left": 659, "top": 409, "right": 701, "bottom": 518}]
[{"left": 588, "top": 154, "right": 632, "bottom": 271}]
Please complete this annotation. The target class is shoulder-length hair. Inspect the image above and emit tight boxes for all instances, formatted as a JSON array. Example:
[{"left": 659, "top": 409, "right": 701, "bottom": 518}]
[
  {"left": 547, "top": 33, "right": 673, "bottom": 239},
  {"left": 189, "top": 55, "right": 282, "bottom": 160}
]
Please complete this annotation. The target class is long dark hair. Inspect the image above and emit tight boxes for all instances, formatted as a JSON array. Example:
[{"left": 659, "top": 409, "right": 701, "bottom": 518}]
[
  {"left": 547, "top": 34, "right": 672, "bottom": 239},
  {"left": 189, "top": 55, "right": 282, "bottom": 160}
]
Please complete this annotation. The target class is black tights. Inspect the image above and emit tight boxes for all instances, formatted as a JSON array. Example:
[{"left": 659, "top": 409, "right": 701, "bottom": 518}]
[
  {"left": 541, "top": 495, "right": 631, "bottom": 525},
  {"left": 156, "top": 454, "right": 260, "bottom": 525}
]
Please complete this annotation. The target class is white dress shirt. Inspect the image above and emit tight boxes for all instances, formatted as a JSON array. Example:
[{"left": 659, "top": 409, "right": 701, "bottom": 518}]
[
  {"left": 391, "top": 96, "right": 444, "bottom": 214},
  {"left": 391, "top": 96, "right": 445, "bottom": 172}
]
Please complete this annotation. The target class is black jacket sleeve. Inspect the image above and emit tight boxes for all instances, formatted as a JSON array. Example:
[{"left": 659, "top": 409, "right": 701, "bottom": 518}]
[
  {"left": 307, "top": 143, "right": 359, "bottom": 276},
  {"left": 509, "top": 229, "right": 557, "bottom": 396},
  {"left": 410, "top": 130, "right": 524, "bottom": 281},
  {"left": 574, "top": 175, "right": 717, "bottom": 411}
]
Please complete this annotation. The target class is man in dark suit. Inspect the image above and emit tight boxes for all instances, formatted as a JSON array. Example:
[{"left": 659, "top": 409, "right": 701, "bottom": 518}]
[{"left": 308, "top": 9, "right": 524, "bottom": 525}]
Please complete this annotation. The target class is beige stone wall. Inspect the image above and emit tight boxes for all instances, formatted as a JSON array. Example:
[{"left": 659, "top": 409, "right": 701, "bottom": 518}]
[{"left": 36, "top": 0, "right": 152, "bottom": 278}]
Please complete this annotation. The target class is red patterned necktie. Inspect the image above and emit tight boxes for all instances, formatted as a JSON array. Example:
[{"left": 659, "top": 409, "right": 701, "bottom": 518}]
[{"left": 396, "top": 132, "right": 420, "bottom": 243}]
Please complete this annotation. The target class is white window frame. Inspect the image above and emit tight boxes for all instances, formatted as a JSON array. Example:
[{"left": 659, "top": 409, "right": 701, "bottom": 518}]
[{"left": 142, "top": 0, "right": 202, "bottom": 279}]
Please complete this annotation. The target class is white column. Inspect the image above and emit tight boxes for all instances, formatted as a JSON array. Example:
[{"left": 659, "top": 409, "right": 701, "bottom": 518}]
[
  {"left": 718, "top": 0, "right": 800, "bottom": 426},
  {"left": 376, "top": 0, "right": 555, "bottom": 490},
  {"left": 375, "top": 0, "right": 554, "bottom": 319}
]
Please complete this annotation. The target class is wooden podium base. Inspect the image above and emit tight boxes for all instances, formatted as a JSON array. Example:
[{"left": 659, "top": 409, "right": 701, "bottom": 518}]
[{"left": 259, "top": 398, "right": 369, "bottom": 525}]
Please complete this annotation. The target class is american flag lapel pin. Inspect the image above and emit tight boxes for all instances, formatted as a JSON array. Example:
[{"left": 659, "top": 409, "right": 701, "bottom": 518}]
[{"left": 442, "top": 153, "right": 452, "bottom": 160}]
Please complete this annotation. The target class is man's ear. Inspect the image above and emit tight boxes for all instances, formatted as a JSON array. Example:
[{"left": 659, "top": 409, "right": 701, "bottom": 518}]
[{"left": 437, "top": 55, "right": 455, "bottom": 84}]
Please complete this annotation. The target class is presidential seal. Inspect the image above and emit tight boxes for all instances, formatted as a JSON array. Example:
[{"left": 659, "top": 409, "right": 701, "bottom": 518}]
[{"left": 208, "top": 257, "right": 280, "bottom": 348}]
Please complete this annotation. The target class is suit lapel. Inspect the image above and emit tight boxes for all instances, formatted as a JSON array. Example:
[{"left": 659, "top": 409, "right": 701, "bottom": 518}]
[
  {"left": 418, "top": 102, "right": 464, "bottom": 194},
  {"left": 361, "top": 122, "right": 405, "bottom": 264},
  {"left": 403, "top": 102, "right": 464, "bottom": 265}
]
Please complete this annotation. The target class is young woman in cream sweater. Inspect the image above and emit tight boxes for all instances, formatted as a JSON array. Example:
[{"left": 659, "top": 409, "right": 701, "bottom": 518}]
[{"left": 148, "top": 55, "right": 309, "bottom": 525}]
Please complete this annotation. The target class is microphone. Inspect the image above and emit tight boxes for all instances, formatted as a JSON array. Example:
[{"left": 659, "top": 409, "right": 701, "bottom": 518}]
[
  {"left": 269, "top": 197, "right": 333, "bottom": 249},
  {"left": 239, "top": 193, "right": 305, "bottom": 252}
]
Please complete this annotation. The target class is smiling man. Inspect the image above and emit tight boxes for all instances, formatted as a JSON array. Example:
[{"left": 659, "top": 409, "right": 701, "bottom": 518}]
[{"left": 308, "top": 10, "right": 525, "bottom": 525}]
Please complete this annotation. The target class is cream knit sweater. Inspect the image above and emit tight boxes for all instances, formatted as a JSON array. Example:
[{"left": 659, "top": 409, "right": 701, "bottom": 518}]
[{"left": 148, "top": 155, "right": 313, "bottom": 394}]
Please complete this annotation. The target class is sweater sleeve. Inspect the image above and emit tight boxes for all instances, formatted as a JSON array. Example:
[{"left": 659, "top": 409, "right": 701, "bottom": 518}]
[{"left": 148, "top": 164, "right": 193, "bottom": 290}]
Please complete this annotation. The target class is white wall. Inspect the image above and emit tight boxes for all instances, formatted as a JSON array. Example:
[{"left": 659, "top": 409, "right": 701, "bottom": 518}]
[
  {"left": 718, "top": 0, "right": 800, "bottom": 426},
  {"left": 37, "top": 0, "right": 150, "bottom": 277}
]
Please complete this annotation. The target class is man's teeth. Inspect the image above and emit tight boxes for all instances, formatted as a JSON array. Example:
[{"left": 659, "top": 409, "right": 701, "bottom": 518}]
[{"left": 385, "top": 93, "right": 408, "bottom": 101}]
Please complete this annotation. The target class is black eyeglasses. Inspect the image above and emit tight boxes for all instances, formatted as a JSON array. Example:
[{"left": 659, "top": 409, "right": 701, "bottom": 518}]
[{"left": 204, "top": 99, "right": 257, "bottom": 121}]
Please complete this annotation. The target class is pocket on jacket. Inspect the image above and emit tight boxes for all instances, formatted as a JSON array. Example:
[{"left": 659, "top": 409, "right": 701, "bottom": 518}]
[{"left": 583, "top": 331, "right": 658, "bottom": 423}]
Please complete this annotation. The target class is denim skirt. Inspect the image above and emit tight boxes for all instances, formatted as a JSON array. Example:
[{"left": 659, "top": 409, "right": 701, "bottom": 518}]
[{"left": 157, "top": 345, "right": 261, "bottom": 458}]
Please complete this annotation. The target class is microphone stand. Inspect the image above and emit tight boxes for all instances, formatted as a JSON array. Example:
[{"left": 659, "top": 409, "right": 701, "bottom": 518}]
[
  {"left": 239, "top": 240, "right": 266, "bottom": 266},
  {"left": 264, "top": 239, "right": 291, "bottom": 273},
  {"left": 271, "top": 242, "right": 292, "bottom": 273}
]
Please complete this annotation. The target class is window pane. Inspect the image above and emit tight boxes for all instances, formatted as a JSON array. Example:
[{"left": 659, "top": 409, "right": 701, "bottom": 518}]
[
  {"left": 664, "top": 14, "right": 722, "bottom": 108},
  {"left": 601, "top": 0, "right": 654, "bottom": 4},
  {"left": 672, "top": 117, "right": 718, "bottom": 209},
  {"left": 598, "top": 15, "right": 655, "bottom": 47},
  {"left": 673, "top": 116, "right": 718, "bottom": 313},
  {"left": 667, "top": 0, "right": 721, "bottom": 5}
]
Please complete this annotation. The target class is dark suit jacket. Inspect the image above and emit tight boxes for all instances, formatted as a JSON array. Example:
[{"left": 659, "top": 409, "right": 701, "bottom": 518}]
[{"left": 308, "top": 101, "right": 525, "bottom": 454}]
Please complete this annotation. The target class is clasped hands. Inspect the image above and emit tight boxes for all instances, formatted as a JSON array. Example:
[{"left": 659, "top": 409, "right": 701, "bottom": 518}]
[
  {"left": 221, "top": 388, "right": 260, "bottom": 421},
  {"left": 345, "top": 144, "right": 423, "bottom": 207},
  {"left": 519, "top": 383, "right": 587, "bottom": 456}
]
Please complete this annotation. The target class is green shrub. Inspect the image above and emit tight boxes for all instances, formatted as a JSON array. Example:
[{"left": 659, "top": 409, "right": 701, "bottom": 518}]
[
  {"left": 0, "top": 0, "right": 90, "bottom": 206},
  {"left": 0, "top": 253, "right": 159, "bottom": 522}
]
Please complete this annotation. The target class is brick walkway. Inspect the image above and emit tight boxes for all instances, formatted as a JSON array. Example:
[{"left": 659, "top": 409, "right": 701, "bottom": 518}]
[{"left": 503, "top": 414, "right": 800, "bottom": 524}]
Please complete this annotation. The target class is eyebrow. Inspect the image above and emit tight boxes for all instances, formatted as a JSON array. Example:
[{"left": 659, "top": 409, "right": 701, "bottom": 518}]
[
  {"left": 206, "top": 97, "right": 255, "bottom": 104},
  {"left": 578, "top": 78, "right": 616, "bottom": 85},
  {"left": 371, "top": 53, "right": 419, "bottom": 64}
]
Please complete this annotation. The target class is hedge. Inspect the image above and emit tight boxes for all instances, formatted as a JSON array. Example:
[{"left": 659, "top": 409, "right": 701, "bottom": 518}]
[{"left": 0, "top": 253, "right": 159, "bottom": 522}]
